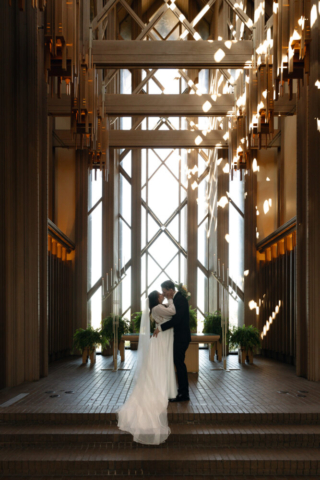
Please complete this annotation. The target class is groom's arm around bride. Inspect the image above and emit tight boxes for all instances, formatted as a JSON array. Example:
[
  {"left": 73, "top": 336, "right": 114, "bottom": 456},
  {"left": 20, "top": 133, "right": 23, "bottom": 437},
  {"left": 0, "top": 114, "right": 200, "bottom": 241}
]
[{"left": 153, "top": 280, "right": 191, "bottom": 401}]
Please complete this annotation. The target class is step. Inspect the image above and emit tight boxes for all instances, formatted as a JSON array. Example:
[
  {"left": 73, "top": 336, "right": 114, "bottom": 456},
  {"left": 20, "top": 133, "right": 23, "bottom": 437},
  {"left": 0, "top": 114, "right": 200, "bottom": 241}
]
[
  {"left": 1, "top": 411, "right": 320, "bottom": 425},
  {"left": 0, "top": 445, "right": 320, "bottom": 476},
  {"left": 1, "top": 423, "right": 320, "bottom": 448},
  {"left": 2, "top": 477, "right": 320, "bottom": 480}
]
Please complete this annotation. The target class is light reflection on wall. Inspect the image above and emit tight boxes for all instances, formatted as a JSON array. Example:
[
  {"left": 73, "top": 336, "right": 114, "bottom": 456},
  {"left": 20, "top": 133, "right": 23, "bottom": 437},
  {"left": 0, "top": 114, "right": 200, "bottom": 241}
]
[{"left": 256, "top": 149, "right": 278, "bottom": 240}]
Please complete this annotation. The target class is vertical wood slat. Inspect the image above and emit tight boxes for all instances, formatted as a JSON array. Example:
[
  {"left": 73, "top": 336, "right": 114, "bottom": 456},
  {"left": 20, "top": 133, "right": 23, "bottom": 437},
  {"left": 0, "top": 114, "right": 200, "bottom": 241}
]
[
  {"left": 259, "top": 233, "right": 296, "bottom": 363},
  {"left": 47, "top": 236, "right": 74, "bottom": 362}
]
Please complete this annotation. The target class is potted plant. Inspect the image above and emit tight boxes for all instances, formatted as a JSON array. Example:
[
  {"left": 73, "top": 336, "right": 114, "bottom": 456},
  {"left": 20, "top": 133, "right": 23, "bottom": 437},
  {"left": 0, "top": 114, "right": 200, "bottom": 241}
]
[
  {"left": 203, "top": 311, "right": 230, "bottom": 361},
  {"left": 189, "top": 305, "right": 198, "bottom": 333},
  {"left": 130, "top": 311, "right": 142, "bottom": 350},
  {"left": 229, "top": 325, "right": 261, "bottom": 364},
  {"left": 101, "top": 315, "right": 129, "bottom": 356},
  {"left": 72, "top": 326, "right": 108, "bottom": 364}
]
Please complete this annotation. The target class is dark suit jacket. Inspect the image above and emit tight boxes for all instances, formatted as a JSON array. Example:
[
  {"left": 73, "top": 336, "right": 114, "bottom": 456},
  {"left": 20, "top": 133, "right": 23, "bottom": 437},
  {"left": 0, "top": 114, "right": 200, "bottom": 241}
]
[{"left": 160, "top": 291, "right": 191, "bottom": 344}]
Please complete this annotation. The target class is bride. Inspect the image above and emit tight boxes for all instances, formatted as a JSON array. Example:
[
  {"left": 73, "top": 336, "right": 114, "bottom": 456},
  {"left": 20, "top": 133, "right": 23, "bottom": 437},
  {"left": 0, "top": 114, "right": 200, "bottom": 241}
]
[{"left": 117, "top": 290, "right": 177, "bottom": 445}]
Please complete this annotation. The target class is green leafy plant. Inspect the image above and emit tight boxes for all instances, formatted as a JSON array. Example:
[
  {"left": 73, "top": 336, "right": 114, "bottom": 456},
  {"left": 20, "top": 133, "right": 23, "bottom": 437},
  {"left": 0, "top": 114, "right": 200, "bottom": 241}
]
[
  {"left": 128, "top": 317, "right": 136, "bottom": 333},
  {"left": 101, "top": 315, "right": 129, "bottom": 343},
  {"left": 229, "top": 325, "right": 261, "bottom": 353},
  {"left": 132, "top": 311, "right": 143, "bottom": 332},
  {"left": 203, "top": 310, "right": 231, "bottom": 344},
  {"left": 189, "top": 305, "right": 198, "bottom": 332},
  {"left": 72, "top": 326, "right": 108, "bottom": 354},
  {"left": 132, "top": 311, "right": 155, "bottom": 332}
]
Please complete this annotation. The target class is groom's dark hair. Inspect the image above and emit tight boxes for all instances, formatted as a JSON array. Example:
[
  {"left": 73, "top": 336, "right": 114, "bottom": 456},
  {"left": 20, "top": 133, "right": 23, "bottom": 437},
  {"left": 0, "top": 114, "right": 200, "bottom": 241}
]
[{"left": 161, "top": 280, "right": 175, "bottom": 290}]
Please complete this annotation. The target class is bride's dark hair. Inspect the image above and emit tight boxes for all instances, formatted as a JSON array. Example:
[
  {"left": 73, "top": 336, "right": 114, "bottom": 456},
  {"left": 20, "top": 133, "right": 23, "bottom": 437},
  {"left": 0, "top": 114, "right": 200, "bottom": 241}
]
[{"left": 148, "top": 290, "right": 160, "bottom": 315}]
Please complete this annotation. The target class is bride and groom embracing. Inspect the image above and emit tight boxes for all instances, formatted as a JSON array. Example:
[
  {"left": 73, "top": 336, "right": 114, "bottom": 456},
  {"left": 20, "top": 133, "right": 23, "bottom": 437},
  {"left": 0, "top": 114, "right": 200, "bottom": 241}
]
[{"left": 117, "top": 280, "right": 191, "bottom": 445}]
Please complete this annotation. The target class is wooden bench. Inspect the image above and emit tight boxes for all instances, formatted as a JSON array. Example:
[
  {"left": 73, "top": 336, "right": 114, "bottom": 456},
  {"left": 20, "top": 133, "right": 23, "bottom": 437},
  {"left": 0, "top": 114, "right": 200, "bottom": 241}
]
[
  {"left": 119, "top": 333, "right": 220, "bottom": 373},
  {"left": 209, "top": 339, "right": 223, "bottom": 362}
]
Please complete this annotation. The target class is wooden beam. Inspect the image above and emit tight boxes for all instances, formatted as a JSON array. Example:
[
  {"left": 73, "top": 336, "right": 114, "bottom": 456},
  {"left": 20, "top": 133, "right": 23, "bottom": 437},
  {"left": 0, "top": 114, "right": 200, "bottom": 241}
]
[
  {"left": 105, "top": 93, "right": 235, "bottom": 116},
  {"left": 108, "top": 129, "right": 227, "bottom": 148},
  {"left": 52, "top": 129, "right": 227, "bottom": 148},
  {"left": 118, "top": 0, "right": 161, "bottom": 40},
  {"left": 49, "top": 91, "right": 294, "bottom": 119},
  {"left": 48, "top": 95, "right": 71, "bottom": 116},
  {"left": 274, "top": 94, "right": 296, "bottom": 115},
  {"left": 92, "top": 40, "right": 253, "bottom": 68},
  {"left": 91, "top": 0, "right": 120, "bottom": 30}
]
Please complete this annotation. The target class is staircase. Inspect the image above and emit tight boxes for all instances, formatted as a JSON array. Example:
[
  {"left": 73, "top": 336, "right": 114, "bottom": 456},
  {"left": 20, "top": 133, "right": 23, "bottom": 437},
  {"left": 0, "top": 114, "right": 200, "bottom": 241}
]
[{"left": 1, "top": 411, "right": 320, "bottom": 477}]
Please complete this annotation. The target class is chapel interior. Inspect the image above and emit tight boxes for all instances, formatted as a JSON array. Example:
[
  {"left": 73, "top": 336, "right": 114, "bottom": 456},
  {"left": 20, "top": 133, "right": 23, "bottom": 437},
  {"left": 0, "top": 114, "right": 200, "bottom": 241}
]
[{"left": 1, "top": 0, "right": 320, "bottom": 476}]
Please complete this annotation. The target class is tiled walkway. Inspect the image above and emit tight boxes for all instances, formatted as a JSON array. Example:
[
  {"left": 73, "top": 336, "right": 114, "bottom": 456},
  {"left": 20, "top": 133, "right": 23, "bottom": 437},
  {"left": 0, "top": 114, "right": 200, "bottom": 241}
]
[{"left": 0, "top": 350, "right": 319, "bottom": 415}]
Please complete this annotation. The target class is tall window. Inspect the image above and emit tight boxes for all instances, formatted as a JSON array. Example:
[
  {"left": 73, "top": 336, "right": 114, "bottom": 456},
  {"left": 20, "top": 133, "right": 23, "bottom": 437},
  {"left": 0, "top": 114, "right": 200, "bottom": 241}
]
[
  {"left": 141, "top": 145, "right": 188, "bottom": 306},
  {"left": 87, "top": 170, "right": 103, "bottom": 333},
  {"left": 119, "top": 66, "right": 210, "bottom": 331}
]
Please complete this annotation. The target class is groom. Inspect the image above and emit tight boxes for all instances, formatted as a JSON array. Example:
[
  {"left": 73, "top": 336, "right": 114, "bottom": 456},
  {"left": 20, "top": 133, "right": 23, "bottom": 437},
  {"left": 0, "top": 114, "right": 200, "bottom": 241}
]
[{"left": 153, "top": 280, "right": 191, "bottom": 402}]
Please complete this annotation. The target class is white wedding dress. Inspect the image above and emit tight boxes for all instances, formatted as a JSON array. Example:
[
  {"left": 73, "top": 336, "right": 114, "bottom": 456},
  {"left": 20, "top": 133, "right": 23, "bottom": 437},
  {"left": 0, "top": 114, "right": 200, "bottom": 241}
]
[{"left": 117, "top": 299, "right": 177, "bottom": 445}]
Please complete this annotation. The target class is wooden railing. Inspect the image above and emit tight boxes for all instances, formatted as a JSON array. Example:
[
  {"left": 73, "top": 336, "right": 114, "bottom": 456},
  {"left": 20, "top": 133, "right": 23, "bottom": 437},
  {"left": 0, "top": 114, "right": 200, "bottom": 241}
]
[
  {"left": 48, "top": 221, "right": 75, "bottom": 363},
  {"left": 256, "top": 218, "right": 296, "bottom": 364}
]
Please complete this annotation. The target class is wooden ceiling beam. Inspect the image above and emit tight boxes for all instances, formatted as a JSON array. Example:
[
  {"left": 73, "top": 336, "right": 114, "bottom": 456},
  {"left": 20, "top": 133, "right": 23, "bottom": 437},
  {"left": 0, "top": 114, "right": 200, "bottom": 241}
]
[
  {"left": 108, "top": 129, "right": 227, "bottom": 147},
  {"left": 104, "top": 93, "right": 235, "bottom": 116},
  {"left": 47, "top": 92, "right": 296, "bottom": 117},
  {"left": 92, "top": 40, "right": 253, "bottom": 68},
  {"left": 52, "top": 129, "right": 227, "bottom": 148}
]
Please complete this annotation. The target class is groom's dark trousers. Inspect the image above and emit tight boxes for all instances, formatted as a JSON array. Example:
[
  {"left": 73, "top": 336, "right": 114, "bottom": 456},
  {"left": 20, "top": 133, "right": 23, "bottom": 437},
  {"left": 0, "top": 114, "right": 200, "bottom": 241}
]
[
  {"left": 160, "top": 291, "right": 191, "bottom": 397},
  {"left": 174, "top": 339, "right": 190, "bottom": 397}
]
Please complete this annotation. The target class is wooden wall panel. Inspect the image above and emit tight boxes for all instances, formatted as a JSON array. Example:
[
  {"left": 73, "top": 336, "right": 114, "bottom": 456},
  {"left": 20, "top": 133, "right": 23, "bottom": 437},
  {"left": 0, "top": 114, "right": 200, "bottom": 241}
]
[
  {"left": 47, "top": 241, "right": 74, "bottom": 362},
  {"left": 258, "top": 234, "right": 296, "bottom": 364},
  {"left": 296, "top": 0, "right": 320, "bottom": 380},
  {"left": 244, "top": 156, "right": 257, "bottom": 326},
  {"left": 75, "top": 150, "right": 89, "bottom": 330},
  {"left": 0, "top": 0, "right": 48, "bottom": 388}
]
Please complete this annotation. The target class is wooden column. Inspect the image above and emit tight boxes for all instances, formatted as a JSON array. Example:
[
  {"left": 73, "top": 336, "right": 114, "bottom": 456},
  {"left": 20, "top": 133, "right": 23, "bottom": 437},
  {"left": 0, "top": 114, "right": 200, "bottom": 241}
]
[
  {"left": 0, "top": 1, "right": 47, "bottom": 387},
  {"left": 39, "top": 13, "right": 49, "bottom": 378},
  {"left": 296, "top": 1, "right": 320, "bottom": 380},
  {"left": 131, "top": 149, "right": 142, "bottom": 312},
  {"left": 187, "top": 150, "right": 198, "bottom": 303},
  {"left": 102, "top": 5, "right": 119, "bottom": 320},
  {"left": 130, "top": 0, "right": 142, "bottom": 313},
  {"left": 244, "top": 156, "right": 257, "bottom": 326},
  {"left": 75, "top": 150, "right": 89, "bottom": 329},
  {"left": 208, "top": 152, "right": 218, "bottom": 313},
  {"left": 217, "top": 150, "right": 229, "bottom": 311},
  {"left": 102, "top": 149, "right": 120, "bottom": 318},
  {"left": 277, "top": 120, "right": 285, "bottom": 227}
]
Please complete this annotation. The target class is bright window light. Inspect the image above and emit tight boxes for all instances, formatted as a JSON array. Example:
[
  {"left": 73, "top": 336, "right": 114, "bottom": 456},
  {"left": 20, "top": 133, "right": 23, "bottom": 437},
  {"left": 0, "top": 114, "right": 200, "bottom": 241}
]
[{"left": 214, "top": 49, "right": 225, "bottom": 63}]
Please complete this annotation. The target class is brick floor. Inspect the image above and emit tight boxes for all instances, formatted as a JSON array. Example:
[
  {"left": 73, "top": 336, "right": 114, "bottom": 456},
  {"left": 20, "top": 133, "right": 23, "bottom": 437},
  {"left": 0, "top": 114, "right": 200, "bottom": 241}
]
[
  {"left": 1, "top": 352, "right": 320, "bottom": 478},
  {"left": 0, "top": 351, "right": 318, "bottom": 416}
]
